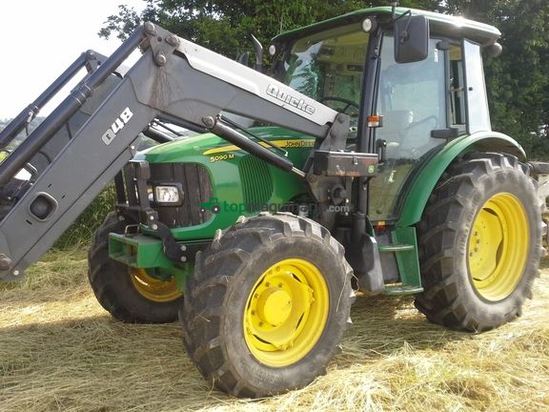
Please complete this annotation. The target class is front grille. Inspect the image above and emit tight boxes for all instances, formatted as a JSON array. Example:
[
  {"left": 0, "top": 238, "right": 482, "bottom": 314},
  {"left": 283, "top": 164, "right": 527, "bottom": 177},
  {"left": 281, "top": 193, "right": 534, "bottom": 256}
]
[{"left": 149, "top": 163, "right": 213, "bottom": 228}]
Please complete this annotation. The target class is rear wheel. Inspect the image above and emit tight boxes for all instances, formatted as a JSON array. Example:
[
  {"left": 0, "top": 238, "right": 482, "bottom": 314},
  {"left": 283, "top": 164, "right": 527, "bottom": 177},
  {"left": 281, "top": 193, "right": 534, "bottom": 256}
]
[
  {"left": 88, "top": 212, "right": 183, "bottom": 323},
  {"left": 416, "top": 153, "right": 542, "bottom": 331},
  {"left": 181, "top": 213, "right": 354, "bottom": 397}
]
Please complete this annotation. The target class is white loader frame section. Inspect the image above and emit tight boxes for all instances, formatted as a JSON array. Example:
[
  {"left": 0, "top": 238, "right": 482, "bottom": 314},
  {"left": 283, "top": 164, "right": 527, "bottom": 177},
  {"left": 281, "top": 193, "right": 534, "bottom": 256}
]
[{"left": 176, "top": 37, "right": 338, "bottom": 127}]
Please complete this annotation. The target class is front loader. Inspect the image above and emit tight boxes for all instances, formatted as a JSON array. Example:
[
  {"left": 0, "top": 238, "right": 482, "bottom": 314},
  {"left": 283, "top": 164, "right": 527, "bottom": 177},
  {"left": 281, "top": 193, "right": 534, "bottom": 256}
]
[{"left": 1, "top": 6, "right": 548, "bottom": 397}]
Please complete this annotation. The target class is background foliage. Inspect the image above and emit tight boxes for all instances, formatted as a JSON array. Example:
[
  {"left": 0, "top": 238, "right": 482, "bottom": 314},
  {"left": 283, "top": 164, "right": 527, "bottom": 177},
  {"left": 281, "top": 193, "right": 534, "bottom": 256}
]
[{"left": 101, "top": 0, "right": 548, "bottom": 158}]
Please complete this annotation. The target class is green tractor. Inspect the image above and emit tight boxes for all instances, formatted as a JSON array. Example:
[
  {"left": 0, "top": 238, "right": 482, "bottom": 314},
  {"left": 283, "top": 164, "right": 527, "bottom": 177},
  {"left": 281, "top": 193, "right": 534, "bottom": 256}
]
[
  {"left": 99, "top": 7, "right": 546, "bottom": 395},
  {"left": 1, "top": 6, "right": 547, "bottom": 398}
]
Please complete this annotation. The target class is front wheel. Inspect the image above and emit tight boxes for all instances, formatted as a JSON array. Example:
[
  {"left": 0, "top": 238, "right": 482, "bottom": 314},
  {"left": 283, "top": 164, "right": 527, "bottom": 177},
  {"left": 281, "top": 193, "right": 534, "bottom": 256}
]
[
  {"left": 88, "top": 212, "right": 183, "bottom": 323},
  {"left": 181, "top": 213, "right": 354, "bottom": 397},
  {"left": 416, "top": 153, "right": 543, "bottom": 332}
]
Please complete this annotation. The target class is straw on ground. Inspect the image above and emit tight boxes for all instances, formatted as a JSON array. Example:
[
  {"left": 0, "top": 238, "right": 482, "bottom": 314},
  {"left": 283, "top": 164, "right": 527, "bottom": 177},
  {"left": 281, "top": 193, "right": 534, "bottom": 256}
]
[{"left": 1, "top": 250, "right": 548, "bottom": 411}]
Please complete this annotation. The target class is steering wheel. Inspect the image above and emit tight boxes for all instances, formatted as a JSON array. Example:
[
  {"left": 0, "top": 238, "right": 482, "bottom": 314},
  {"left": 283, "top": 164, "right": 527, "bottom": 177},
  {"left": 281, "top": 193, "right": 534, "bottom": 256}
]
[{"left": 320, "top": 96, "right": 360, "bottom": 116}]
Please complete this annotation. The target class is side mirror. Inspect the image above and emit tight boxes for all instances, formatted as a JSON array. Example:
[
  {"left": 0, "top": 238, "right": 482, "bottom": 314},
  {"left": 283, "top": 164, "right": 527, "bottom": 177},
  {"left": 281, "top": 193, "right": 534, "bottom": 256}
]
[{"left": 394, "top": 15, "right": 430, "bottom": 63}]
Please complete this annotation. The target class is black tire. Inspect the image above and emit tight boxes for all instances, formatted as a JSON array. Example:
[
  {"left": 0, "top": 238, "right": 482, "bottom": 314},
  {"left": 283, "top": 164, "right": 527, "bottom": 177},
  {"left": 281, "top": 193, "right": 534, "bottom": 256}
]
[
  {"left": 416, "top": 152, "right": 542, "bottom": 332},
  {"left": 181, "top": 213, "right": 354, "bottom": 397},
  {"left": 87, "top": 212, "right": 183, "bottom": 323}
]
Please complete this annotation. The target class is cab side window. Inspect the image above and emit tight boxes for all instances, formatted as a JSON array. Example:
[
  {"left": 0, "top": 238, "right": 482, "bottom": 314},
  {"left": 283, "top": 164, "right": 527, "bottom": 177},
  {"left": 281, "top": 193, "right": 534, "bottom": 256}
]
[
  {"left": 376, "top": 35, "right": 447, "bottom": 157},
  {"left": 368, "top": 35, "right": 447, "bottom": 221}
]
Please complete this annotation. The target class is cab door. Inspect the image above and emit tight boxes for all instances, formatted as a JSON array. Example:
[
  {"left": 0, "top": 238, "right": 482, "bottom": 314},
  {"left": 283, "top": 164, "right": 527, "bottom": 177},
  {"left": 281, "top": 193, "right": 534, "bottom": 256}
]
[{"left": 368, "top": 35, "right": 450, "bottom": 221}]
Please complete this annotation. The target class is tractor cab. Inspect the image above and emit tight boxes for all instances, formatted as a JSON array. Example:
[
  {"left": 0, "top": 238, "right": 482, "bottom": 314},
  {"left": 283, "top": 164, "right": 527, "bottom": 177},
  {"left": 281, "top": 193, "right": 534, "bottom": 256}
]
[{"left": 271, "top": 7, "right": 505, "bottom": 222}]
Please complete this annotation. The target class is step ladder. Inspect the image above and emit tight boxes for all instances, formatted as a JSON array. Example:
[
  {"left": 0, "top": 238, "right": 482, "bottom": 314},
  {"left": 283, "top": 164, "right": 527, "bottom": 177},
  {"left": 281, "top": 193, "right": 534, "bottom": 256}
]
[{"left": 378, "top": 227, "right": 424, "bottom": 295}]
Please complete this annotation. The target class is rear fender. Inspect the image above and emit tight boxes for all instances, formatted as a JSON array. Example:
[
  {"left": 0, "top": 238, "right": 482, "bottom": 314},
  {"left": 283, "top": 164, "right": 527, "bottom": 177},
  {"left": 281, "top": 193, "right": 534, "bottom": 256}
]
[{"left": 397, "top": 131, "right": 525, "bottom": 229}]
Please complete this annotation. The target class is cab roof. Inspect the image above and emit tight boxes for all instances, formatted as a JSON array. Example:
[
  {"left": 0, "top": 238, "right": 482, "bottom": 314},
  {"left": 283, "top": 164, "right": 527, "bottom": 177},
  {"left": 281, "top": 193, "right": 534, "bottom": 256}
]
[{"left": 273, "top": 7, "right": 501, "bottom": 46}]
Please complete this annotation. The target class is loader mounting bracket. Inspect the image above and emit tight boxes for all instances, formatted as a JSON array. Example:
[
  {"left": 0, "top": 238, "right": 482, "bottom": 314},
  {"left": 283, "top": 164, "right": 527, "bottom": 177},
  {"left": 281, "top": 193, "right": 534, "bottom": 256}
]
[
  {"left": 142, "top": 22, "right": 181, "bottom": 66},
  {"left": 143, "top": 210, "right": 187, "bottom": 263}
]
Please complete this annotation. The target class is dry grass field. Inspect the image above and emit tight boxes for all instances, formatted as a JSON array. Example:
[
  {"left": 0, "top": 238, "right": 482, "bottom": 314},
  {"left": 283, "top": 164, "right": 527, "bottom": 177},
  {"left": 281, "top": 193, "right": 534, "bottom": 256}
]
[{"left": 0, "top": 250, "right": 547, "bottom": 412}]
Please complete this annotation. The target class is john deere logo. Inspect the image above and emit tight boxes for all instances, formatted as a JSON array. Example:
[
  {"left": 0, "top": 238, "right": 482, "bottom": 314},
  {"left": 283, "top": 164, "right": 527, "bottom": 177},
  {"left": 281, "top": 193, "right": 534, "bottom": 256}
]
[{"left": 266, "top": 84, "right": 316, "bottom": 115}]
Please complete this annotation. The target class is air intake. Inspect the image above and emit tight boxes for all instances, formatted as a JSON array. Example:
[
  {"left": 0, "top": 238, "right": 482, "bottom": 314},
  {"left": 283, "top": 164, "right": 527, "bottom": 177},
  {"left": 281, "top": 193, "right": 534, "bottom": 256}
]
[{"left": 238, "top": 155, "right": 273, "bottom": 212}]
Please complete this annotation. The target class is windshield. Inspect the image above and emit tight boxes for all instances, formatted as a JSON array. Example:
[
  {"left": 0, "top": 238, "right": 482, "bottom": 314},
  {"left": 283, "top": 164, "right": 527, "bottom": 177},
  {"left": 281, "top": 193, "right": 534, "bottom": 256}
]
[{"left": 280, "top": 24, "right": 369, "bottom": 127}]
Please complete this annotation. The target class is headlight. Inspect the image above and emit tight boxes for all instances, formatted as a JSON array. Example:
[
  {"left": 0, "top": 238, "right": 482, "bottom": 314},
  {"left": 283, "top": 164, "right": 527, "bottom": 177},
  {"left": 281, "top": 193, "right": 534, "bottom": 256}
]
[{"left": 154, "top": 185, "right": 182, "bottom": 205}]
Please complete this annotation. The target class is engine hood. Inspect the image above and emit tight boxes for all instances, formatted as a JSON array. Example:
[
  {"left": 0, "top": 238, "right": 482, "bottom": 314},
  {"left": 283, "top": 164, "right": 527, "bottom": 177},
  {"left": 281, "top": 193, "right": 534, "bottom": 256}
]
[{"left": 142, "top": 126, "right": 310, "bottom": 164}]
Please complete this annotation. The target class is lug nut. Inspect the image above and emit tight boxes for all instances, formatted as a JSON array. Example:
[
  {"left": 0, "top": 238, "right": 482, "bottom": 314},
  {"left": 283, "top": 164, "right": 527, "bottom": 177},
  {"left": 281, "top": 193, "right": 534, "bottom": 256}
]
[{"left": 155, "top": 53, "right": 167, "bottom": 65}]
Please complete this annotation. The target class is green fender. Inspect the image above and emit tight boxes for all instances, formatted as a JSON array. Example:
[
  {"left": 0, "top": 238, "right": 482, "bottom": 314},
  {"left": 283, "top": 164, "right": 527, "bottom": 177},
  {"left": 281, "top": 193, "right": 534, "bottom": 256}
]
[{"left": 397, "top": 131, "right": 526, "bottom": 229}]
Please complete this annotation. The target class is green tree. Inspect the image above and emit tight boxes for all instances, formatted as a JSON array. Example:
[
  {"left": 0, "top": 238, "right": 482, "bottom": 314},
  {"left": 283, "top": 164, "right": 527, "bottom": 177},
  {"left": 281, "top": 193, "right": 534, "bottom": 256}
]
[{"left": 100, "top": 1, "right": 439, "bottom": 56}]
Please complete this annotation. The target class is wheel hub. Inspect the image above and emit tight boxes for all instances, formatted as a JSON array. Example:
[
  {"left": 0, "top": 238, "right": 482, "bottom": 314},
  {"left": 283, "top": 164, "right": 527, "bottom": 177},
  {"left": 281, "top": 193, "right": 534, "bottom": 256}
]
[
  {"left": 256, "top": 288, "right": 293, "bottom": 327},
  {"left": 244, "top": 258, "right": 329, "bottom": 367},
  {"left": 468, "top": 209, "right": 503, "bottom": 281},
  {"left": 468, "top": 192, "right": 529, "bottom": 301}
]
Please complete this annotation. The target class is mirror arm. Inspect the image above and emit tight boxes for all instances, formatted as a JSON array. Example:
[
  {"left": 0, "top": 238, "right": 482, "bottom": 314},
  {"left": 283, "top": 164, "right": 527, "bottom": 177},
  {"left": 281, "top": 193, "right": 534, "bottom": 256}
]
[
  {"left": 391, "top": 7, "right": 413, "bottom": 44},
  {"left": 251, "top": 34, "right": 264, "bottom": 72},
  {"left": 399, "top": 15, "right": 414, "bottom": 43},
  {"left": 393, "top": 9, "right": 412, "bottom": 23},
  {"left": 391, "top": 1, "right": 399, "bottom": 19}
]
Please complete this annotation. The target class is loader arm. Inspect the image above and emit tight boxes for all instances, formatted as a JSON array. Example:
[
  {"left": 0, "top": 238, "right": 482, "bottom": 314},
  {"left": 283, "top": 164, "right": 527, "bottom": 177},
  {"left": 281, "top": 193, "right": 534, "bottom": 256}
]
[{"left": 0, "top": 23, "right": 351, "bottom": 280}]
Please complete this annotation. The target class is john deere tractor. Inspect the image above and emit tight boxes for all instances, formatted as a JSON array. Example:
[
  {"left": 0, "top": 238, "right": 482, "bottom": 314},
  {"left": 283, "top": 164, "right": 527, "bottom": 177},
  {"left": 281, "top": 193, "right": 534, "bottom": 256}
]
[{"left": 0, "top": 6, "right": 547, "bottom": 397}]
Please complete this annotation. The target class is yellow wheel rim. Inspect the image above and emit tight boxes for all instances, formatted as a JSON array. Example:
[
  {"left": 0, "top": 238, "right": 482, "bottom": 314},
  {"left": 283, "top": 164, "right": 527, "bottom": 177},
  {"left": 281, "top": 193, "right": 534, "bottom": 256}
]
[
  {"left": 243, "top": 258, "right": 329, "bottom": 368},
  {"left": 130, "top": 269, "right": 182, "bottom": 303},
  {"left": 468, "top": 192, "right": 529, "bottom": 301}
]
